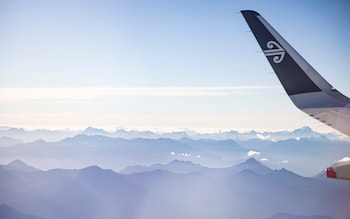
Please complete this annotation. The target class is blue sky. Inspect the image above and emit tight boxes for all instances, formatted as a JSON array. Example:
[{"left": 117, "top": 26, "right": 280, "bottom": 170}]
[{"left": 0, "top": 0, "right": 349, "bottom": 132}]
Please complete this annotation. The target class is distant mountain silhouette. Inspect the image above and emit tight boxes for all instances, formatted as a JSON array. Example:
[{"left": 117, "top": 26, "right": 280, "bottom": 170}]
[
  {"left": 0, "top": 160, "right": 349, "bottom": 219},
  {"left": 229, "top": 157, "right": 272, "bottom": 175},
  {"left": 0, "top": 125, "right": 346, "bottom": 143},
  {"left": 0, "top": 135, "right": 250, "bottom": 171},
  {"left": 0, "top": 127, "right": 349, "bottom": 175},
  {"left": 0, "top": 127, "right": 77, "bottom": 142},
  {"left": 2, "top": 160, "right": 40, "bottom": 172},
  {"left": 82, "top": 127, "right": 109, "bottom": 135},
  {"left": 121, "top": 158, "right": 272, "bottom": 176},
  {"left": 121, "top": 160, "right": 210, "bottom": 175},
  {"left": 0, "top": 126, "right": 349, "bottom": 219}
]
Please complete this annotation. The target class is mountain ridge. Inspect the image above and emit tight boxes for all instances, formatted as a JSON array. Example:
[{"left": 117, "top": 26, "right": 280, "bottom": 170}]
[
  {"left": 1, "top": 133, "right": 349, "bottom": 176},
  {"left": 1, "top": 158, "right": 349, "bottom": 219},
  {"left": 1, "top": 160, "right": 41, "bottom": 172},
  {"left": 0, "top": 126, "right": 347, "bottom": 143}
]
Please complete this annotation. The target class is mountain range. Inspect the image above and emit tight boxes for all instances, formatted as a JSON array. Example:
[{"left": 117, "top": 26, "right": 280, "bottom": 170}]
[
  {"left": 1, "top": 159, "right": 349, "bottom": 219},
  {"left": 0, "top": 126, "right": 347, "bottom": 143},
  {"left": 0, "top": 132, "right": 349, "bottom": 176},
  {"left": 1, "top": 126, "right": 350, "bottom": 218},
  {"left": 121, "top": 157, "right": 273, "bottom": 176}
]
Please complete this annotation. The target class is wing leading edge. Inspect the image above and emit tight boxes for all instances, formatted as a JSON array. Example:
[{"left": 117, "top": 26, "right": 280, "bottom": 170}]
[{"left": 241, "top": 10, "right": 350, "bottom": 180}]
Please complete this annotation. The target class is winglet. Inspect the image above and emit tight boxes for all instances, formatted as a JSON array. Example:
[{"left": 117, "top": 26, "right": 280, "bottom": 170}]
[
  {"left": 241, "top": 10, "right": 350, "bottom": 136},
  {"left": 241, "top": 10, "right": 322, "bottom": 95},
  {"left": 241, "top": 10, "right": 260, "bottom": 16}
]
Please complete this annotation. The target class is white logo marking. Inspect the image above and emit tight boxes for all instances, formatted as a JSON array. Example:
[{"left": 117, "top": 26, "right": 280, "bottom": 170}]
[{"left": 263, "top": 41, "right": 285, "bottom": 64}]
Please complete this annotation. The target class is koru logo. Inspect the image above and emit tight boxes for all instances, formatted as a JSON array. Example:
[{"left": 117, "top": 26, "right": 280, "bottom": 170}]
[{"left": 263, "top": 41, "right": 285, "bottom": 64}]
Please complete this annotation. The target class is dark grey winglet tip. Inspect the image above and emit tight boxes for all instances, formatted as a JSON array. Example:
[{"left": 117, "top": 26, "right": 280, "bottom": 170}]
[{"left": 241, "top": 10, "right": 260, "bottom": 16}]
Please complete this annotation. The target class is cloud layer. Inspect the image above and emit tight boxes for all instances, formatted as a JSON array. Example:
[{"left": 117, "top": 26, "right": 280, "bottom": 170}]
[{"left": 0, "top": 86, "right": 279, "bottom": 102}]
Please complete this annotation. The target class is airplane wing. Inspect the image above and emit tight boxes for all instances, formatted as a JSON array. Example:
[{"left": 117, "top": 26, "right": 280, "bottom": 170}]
[{"left": 241, "top": 10, "right": 350, "bottom": 180}]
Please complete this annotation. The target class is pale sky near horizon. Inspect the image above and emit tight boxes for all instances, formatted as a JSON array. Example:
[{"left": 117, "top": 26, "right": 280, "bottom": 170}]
[{"left": 0, "top": 0, "right": 349, "bottom": 133}]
